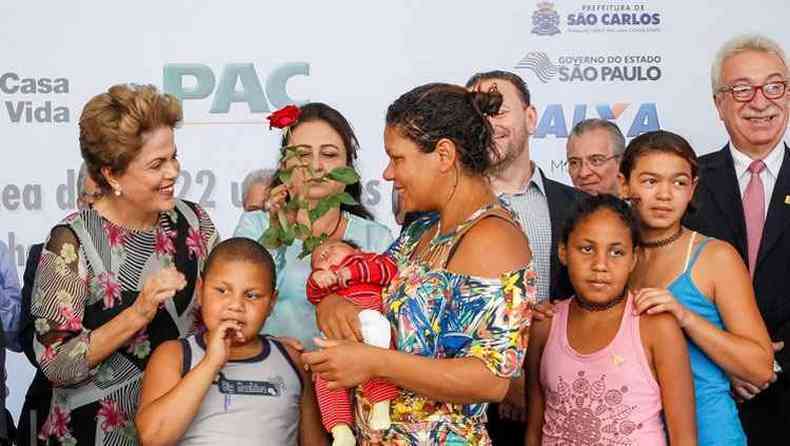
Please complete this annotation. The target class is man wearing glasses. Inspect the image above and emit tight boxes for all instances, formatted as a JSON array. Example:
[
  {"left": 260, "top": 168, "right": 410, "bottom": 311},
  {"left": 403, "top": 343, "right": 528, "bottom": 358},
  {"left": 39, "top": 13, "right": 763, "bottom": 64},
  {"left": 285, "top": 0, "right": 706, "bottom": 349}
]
[
  {"left": 686, "top": 34, "right": 789, "bottom": 443},
  {"left": 565, "top": 118, "right": 625, "bottom": 195}
]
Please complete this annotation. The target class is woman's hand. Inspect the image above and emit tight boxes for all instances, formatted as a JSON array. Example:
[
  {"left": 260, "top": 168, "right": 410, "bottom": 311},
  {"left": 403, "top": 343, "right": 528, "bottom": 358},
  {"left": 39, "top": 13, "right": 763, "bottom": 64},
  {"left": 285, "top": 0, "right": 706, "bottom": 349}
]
[
  {"left": 315, "top": 294, "right": 362, "bottom": 342},
  {"left": 273, "top": 336, "right": 305, "bottom": 352},
  {"left": 266, "top": 183, "right": 311, "bottom": 232},
  {"left": 204, "top": 320, "right": 245, "bottom": 370},
  {"left": 264, "top": 183, "right": 290, "bottom": 214},
  {"left": 132, "top": 267, "right": 187, "bottom": 322},
  {"left": 633, "top": 288, "right": 690, "bottom": 328},
  {"left": 302, "top": 338, "right": 379, "bottom": 390},
  {"left": 532, "top": 301, "right": 555, "bottom": 322}
]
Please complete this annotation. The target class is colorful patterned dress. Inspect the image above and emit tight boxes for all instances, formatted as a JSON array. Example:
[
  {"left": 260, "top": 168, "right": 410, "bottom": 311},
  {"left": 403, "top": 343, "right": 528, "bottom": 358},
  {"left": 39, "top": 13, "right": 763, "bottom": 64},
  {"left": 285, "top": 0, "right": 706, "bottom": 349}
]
[
  {"left": 30, "top": 200, "right": 218, "bottom": 446},
  {"left": 354, "top": 203, "right": 537, "bottom": 445}
]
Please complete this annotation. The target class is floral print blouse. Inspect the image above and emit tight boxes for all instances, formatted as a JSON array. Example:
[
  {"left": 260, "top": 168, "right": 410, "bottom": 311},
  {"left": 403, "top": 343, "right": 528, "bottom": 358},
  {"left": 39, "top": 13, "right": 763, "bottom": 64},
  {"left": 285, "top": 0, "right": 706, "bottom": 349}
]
[
  {"left": 31, "top": 200, "right": 217, "bottom": 446},
  {"left": 354, "top": 203, "right": 536, "bottom": 445}
]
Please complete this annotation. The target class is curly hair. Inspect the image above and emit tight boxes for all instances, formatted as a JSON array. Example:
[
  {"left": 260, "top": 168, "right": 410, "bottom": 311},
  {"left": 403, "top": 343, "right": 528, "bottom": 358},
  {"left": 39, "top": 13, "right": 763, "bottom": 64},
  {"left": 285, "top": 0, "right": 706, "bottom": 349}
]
[
  {"left": 465, "top": 70, "right": 531, "bottom": 106},
  {"left": 79, "top": 84, "right": 182, "bottom": 191},
  {"left": 385, "top": 83, "right": 502, "bottom": 175},
  {"left": 562, "top": 194, "right": 641, "bottom": 250}
]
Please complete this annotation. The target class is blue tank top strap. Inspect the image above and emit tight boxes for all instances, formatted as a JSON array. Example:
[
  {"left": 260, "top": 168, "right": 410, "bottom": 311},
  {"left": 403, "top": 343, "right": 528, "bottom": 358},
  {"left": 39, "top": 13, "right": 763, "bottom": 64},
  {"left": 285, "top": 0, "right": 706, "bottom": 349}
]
[{"left": 685, "top": 234, "right": 713, "bottom": 272}]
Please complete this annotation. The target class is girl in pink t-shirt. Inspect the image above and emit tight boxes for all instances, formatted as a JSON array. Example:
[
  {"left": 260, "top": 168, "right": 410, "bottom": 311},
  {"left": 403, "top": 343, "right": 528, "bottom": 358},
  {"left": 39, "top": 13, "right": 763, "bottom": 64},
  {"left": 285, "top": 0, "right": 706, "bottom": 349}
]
[{"left": 525, "top": 195, "right": 697, "bottom": 445}]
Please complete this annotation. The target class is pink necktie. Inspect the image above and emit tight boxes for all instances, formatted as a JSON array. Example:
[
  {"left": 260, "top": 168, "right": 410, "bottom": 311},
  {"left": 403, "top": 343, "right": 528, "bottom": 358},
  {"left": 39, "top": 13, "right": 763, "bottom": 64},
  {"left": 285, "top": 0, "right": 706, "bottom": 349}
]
[{"left": 743, "top": 159, "right": 766, "bottom": 274}]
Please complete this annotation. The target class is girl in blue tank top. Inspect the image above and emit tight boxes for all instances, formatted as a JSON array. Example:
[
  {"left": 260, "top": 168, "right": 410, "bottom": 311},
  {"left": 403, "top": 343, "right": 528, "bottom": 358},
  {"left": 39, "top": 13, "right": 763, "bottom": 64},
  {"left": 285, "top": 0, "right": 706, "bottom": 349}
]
[{"left": 619, "top": 131, "right": 774, "bottom": 445}]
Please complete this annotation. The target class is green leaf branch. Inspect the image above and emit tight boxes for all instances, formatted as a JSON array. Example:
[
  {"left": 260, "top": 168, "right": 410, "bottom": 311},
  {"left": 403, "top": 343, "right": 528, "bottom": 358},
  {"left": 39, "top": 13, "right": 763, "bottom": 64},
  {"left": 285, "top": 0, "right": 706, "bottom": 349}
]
[{"left": 258, "top": 145, "right": 360, "bottom": 259}]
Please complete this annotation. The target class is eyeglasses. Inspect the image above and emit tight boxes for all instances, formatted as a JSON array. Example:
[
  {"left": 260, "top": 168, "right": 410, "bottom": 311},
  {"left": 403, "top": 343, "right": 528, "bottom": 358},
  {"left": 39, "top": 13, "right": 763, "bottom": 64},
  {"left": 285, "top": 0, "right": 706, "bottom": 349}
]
[
  {"left": 718, "top": 80, "right": 787, "bottom": 102},
  {"left": 567, "top": 154, "right": 619, "bottom": 173}
]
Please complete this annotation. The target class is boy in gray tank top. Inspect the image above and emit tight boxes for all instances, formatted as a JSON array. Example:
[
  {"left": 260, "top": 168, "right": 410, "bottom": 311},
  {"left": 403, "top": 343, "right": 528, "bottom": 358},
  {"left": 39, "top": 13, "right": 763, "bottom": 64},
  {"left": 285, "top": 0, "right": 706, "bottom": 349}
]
[{"left": 135, "top": 238, "right": 327, "bottom": 445}]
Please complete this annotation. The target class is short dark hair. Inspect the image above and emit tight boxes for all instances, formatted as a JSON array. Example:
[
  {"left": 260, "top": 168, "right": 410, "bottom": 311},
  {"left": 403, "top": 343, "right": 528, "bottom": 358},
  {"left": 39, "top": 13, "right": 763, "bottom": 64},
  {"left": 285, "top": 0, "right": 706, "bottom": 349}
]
[
  {"left": 202, "top": 237, "right": 276, "bottom": 290},
  {"left": 386, "top": 83, "right": 502, "bottom": 175},
  {"left": 562, "top": 194, "right": 641, "bottom": 250},
  {"left": 465, "top": 70, "right": 531, "bottom": 106}
]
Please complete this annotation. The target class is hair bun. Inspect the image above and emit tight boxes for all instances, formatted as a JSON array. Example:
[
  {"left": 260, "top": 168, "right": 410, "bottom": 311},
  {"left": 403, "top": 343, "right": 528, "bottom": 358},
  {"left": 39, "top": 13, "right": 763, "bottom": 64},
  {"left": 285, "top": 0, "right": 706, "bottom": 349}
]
[{"left": 468, "top": 89, "right": 503, "bottom": 117}]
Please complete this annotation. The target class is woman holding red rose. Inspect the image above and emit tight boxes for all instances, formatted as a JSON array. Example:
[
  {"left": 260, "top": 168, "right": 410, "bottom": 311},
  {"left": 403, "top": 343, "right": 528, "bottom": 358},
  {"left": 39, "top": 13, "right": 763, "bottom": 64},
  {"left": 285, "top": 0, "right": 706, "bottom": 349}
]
[{"left": 234, "top": 102, "right": 393, "bottom": 349}]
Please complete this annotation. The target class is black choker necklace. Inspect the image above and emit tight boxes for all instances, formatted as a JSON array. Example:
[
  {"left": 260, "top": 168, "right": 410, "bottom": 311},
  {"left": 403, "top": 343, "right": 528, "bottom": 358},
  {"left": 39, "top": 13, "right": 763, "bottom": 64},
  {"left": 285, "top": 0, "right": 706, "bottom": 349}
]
[
  {"left": 575, "top": 288, "right": 628, "bottom": 312},
  {"left": 642, "top": 226, "right": 683, "bottom": 248}
]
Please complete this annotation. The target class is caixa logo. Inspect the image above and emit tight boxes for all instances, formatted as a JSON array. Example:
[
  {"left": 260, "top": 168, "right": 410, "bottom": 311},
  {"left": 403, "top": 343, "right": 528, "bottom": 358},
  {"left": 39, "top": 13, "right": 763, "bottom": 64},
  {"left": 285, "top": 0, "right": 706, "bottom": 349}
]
[
  {"left": 162, "top": 62, "right": 309, "bottom": 115},
  {"left": 534, "top": 103, "right": 659, "bottom": 138}
]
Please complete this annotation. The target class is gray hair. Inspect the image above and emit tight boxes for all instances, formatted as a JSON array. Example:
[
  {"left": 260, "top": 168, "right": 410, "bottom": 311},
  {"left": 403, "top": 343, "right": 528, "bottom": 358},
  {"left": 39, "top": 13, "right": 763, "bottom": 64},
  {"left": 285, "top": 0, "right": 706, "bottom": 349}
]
[
  {"left": 568, "top": 118, "right": 626, "bottom": 156},
  {"left": 711, "top": 34, "right": 788, "bottom": 95},
  {"left": 241, "top": 168, "right": 275, "bottom": 203}
]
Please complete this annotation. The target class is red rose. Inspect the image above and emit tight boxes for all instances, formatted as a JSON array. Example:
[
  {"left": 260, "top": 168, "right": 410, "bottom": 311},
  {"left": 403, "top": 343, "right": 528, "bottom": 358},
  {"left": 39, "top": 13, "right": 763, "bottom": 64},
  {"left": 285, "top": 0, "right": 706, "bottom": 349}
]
[{"left": 267, "top": 105, "right": 301, "bottom": 129}]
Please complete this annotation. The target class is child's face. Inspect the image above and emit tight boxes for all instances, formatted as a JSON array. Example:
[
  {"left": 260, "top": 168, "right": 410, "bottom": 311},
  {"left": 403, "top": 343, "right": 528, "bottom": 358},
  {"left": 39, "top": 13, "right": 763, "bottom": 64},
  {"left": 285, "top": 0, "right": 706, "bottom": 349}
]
[
  {"left": 311, "top": 241, "right": 357, "bottom": 270},
  {"left": 619, "top": 152, "right": 697, "bottom": 230},
  {"left": 560, "top": 208, "right": 637, "bottom": 303},
  {"left": 198, "top": 259, "right": 276, "bottom": 344}
]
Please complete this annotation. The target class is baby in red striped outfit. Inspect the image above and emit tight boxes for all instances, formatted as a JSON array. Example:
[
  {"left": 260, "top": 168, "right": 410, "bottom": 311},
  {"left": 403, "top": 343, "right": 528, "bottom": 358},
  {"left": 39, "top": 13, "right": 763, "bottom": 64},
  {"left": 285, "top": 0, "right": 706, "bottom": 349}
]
[{"left": 307, "top": 240, "right": 399, "bottom": 446}]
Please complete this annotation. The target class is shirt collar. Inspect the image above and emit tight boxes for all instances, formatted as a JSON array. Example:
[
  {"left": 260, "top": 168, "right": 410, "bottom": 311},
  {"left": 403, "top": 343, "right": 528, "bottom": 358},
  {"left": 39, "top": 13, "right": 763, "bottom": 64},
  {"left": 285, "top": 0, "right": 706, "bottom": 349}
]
[
  {"left": 729, "top": 140, "right": 786, "bottom": 179},
  {"left": 497, "top": 163, "right": 547, "bottom": 198}
]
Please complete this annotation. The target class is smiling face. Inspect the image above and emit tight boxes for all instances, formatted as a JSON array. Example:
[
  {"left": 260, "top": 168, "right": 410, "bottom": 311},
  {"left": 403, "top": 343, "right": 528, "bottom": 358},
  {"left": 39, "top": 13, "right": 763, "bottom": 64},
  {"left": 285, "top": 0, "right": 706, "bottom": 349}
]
[
  {"left": 472, "top": 79, "right": 536, "bottom": 173},
  {"left": 567, "top": 128, "right": 621, "bottom": 195},
  {"left": 283, "top": 120, "right": 349, "bottom": 201},
  {"left": 715, "top": 50, "right": 790, "bottom": 156},
  {"left": 620, "top": 151, "right": 697, "bottom": 231},
  {"left": 560, "top": 208, "right": 637, "bottom": 303},
  {"left": 382, "top": 125, "right": 443, "bottom": 213},
  {"left": 198, "top": 259, "right": 276, "bottom": 344},
  {"left": 106, "top": 126, "right": 179, "bottom": 215}
]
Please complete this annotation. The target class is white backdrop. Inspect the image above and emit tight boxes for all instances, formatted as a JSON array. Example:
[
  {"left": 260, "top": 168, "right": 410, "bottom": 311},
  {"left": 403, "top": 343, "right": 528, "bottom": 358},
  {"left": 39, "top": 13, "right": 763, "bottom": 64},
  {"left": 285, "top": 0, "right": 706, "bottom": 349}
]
[{"left": 2, "top": 0, "right": 789, "bottom": 421}]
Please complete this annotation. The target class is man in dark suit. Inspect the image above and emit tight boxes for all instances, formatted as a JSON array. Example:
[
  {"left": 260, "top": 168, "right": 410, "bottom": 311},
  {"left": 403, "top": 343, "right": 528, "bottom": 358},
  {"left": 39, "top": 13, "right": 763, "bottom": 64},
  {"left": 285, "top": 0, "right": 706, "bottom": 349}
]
[
  {"left": 466, "top": 70, "right": 582, "bottom": 444},
  {"left": 685, "top": 34, "right": 789, "bottom": 444}
]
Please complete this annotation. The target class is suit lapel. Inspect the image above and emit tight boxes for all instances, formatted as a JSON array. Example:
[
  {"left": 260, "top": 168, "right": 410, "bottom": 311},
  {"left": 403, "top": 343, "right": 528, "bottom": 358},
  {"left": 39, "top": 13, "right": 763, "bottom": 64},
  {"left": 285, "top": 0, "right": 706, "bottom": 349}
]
[
  {"left": 703, "top": 146, "right": 748, "bottom": 256},
  {"left": 756, "top": 144, "right": 790, "bottom": 269},
  {"left": 542, "top": 170, "right": 565, "bottom": 284}
]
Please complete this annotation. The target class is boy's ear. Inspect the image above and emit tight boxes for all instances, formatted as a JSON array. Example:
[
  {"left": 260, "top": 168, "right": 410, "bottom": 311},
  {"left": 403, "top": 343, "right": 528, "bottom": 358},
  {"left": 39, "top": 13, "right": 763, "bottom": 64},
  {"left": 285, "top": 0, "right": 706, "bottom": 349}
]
[{"left": 558, "top": 243, "right": 568, "bottom": 266}]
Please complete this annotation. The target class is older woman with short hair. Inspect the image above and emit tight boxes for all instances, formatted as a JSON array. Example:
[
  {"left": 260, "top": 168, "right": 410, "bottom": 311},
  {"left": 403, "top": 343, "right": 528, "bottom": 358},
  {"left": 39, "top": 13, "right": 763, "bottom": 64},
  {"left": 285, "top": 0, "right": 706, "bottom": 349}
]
[{"left": 31, "top": 84, "right": 218, "bottom": 446}]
